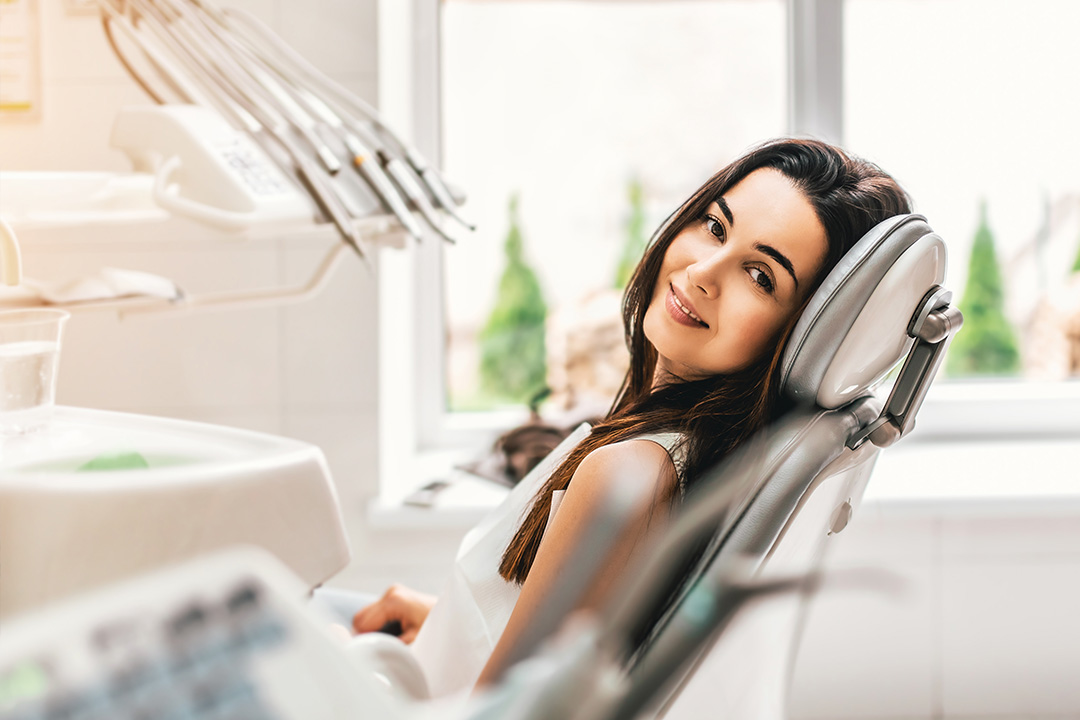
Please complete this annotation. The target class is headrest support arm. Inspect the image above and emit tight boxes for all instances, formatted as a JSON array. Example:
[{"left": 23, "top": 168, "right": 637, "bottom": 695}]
[{"left": 847, "top": 286, "right": 964, "bottom": 450}]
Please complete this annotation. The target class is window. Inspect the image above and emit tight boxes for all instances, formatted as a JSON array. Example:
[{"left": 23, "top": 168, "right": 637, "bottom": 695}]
[{"left": 378, "top": 0, "right": 1080, "bottom": 488}]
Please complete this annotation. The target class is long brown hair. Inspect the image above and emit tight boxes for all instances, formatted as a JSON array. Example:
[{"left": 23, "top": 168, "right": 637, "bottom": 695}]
[{"left": 499, "top": 138, "right": 911, "bottom": 584}]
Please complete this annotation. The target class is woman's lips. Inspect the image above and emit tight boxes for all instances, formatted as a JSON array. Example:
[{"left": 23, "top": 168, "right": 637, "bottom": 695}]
[{"left": 666, "top": 284, "right": 708, "bottom": 328}]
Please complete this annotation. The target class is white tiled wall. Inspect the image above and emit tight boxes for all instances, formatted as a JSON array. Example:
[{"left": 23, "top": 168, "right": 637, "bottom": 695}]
[
  {"left": 789, "top": 514, "right": 940, "bottom": 720},
  {"left": 789, "top": 504, "right": 1080, "bottom": 720}
]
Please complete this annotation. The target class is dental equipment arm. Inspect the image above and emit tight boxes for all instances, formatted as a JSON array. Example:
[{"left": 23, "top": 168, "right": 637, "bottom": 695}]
[
  {"left": 189, "top": 21, "right": 429, "bottom": 240},
  {"left": 213, "top": 9, "right": 457, "bottom": 241},
  {"left": 158, "top": 0, "right": 342, "bottom": 177},
  {"left": 0, "top": 218, "right": 23, "bottom": 287},
  {"left": 221, "top": 6, "right": 474, "bottom": 230}
]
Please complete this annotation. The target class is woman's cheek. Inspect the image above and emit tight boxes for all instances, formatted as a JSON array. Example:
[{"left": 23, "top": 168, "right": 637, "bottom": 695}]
[{"left": 729, "top": 307, "right": 775, "bottom": 364}]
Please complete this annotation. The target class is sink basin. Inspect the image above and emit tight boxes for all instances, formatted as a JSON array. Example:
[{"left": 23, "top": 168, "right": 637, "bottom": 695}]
[
  {"left": 0, "top": 406, "right": 351, "bottom": 619},
  {"left": 2, "top": 407, "right": 284, "bottom": 474}
]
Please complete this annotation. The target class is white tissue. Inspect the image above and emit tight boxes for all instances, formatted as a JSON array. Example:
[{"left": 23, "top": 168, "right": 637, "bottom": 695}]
[{"left": 37, "top": 267, "right": 182, "bottom": 304}]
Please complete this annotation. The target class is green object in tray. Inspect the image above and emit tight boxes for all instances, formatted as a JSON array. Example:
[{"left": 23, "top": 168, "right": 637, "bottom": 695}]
[{"left": 77, "top": 452, "right": 150, "bottom": 472}]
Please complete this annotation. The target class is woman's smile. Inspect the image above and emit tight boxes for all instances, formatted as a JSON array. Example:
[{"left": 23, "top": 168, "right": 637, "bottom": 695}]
[{"left": 666, "top": 284, "right": 709, "bottom": 328}]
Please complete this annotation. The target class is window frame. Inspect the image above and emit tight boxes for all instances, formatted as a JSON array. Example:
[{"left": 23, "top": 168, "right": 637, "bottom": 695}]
[{"left": 378, "top": 0, "right": 1080, "bottom": 484}]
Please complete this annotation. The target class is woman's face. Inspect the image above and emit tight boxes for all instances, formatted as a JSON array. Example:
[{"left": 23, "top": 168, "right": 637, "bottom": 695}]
[{"left": 643, "top": 167, "right": 829, "bottom": 382}]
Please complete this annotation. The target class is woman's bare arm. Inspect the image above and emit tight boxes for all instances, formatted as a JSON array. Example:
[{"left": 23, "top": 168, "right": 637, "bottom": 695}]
[{"left": 475, "top": 438, "right": 679, "bottom": 687}]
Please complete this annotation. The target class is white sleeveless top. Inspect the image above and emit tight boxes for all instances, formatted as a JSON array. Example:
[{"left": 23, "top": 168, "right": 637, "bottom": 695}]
[{"left": 409, "top": 424, "right": 685, "bottom": 698}]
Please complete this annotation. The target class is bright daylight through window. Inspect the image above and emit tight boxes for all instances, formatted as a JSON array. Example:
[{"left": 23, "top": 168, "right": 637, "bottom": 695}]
[{"left": 845, "top": 0, "right": 1080, "bottom": 385}]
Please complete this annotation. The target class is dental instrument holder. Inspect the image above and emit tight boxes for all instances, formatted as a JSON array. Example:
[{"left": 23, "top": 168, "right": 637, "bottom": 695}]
[
  {"left": 110, "top": 105, "right": 315, "bottom": 232},
  {"left": 847, "top": 287, "right": 963, "bottom": 450},
  {"left": 99, "top": 0, "right": 469, "bottom": 246}
]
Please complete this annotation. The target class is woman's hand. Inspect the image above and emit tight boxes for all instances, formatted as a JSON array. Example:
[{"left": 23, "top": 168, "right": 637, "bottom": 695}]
[{"left": 352, "top": 584, "right": 437, "bottom": 644}]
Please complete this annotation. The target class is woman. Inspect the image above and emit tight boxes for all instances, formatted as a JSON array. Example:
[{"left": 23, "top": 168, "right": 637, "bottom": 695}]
[{"left": 351, "top": 138, "right": 911, "bottom": 696}]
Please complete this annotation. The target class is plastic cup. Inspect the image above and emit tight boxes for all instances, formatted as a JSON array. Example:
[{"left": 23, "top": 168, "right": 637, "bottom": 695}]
[{"left": 0, "top": 309, "right": 70, "bottom": 435}]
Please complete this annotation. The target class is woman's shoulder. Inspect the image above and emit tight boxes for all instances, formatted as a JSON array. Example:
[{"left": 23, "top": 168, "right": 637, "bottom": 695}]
[
  {"left": 588, "top": 434, "right": 680, "bottom": 461},
  {"left": 573, "top": 436, "right": 681, "bottom": 501}
]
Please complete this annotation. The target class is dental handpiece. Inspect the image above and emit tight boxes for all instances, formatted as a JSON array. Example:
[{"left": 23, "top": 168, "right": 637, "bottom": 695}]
[
  {"left": 342, "top": 135, "right": 425, "bottom": 241},
  {"left": 343, "top": 119, "right": 458, "bottom": 242},
  {"left": 396, "top": 142, "right": 475, "bottom": 231},
  {"left": 287, "top": 83, "right": 426, "bottom": 243},
  {"left": 380, "top": 150, "right": 457, "bottom": 244}
]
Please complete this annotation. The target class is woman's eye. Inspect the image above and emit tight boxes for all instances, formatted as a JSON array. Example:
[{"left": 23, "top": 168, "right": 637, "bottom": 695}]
[
  {"left": 703, "top": 214, "right": 725, "bottom": 241},
  {"left": 749, "top": 267, "right": 775, "bottom": 294}
]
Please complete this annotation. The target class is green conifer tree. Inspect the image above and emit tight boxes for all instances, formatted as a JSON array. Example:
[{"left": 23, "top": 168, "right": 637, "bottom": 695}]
[
  {"left": 479, "top": 195, "right": 548, "bottom": 402},
  {"left": 615, "top": 178, "right": 648, "bottom": 289},
  {"left": 946, "top": 200, "right": 1021, "bottom": 376},
  {"left": 1071, "top": 227, "right": 1080, "bottom": 273}
]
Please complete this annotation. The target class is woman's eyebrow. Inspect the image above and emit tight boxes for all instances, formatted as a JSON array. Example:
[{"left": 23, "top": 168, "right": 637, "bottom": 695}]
[
  {"left": 753, "top": 243, "right": 799, "bottom": 290},
  {"left": 714, "top": 198, "right": 735, "bottom": 226}
]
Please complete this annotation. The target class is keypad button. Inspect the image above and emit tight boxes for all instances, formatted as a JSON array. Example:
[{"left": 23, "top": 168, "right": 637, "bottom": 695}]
[{"left": 225, "top": 586, "right": 261, "bottom": 616}]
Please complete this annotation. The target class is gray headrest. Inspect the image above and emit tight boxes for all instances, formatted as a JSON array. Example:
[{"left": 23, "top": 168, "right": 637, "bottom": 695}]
[{"left": 779, "top": 214, "right": 947, "bottom": 409}]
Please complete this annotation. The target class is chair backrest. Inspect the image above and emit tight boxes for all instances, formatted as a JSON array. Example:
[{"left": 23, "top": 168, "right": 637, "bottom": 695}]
[
  {"left": 647, "top": 404, "right": 881, "bottom": 720},
  {"left": 613, "top": 214, "right": 961, "bottom": 719}
]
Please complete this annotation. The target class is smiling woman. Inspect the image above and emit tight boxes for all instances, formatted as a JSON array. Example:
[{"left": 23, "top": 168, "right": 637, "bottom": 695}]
[
  {"left": 356, "top": 139, "right": 913, "bottom": 699},
  {"left": 495, "top": 138, "right": 911, "bottom": 587}
]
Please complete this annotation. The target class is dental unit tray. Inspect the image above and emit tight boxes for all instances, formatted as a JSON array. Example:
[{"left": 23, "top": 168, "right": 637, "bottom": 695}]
[{"left": 0, "top": 406, "right": 351, "bottom": 621}]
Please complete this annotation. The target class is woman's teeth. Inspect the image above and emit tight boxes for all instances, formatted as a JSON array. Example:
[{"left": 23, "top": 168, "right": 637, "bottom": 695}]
[{"left": 673, "top": 291, "right": 705, "bottom": 325}]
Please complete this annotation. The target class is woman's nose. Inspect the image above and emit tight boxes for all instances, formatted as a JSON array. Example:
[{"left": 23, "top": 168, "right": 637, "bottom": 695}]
[{"left": 686, "top": 248, "right": 727, "bottom": 298}]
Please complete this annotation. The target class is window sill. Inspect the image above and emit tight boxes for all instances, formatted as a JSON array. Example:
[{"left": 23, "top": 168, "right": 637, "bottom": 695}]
[
  {"left": 864, "top": 436, "right": 1080, "bottom": 516},
  {"left": 367, "top": 448, "right": 510, "bottom": 530},
  {"left": 368, "top": 435, "right": 1080, "bottom": 531},
  {"left": 907, "top": 379, "right": 1080, "bottom": 438}
]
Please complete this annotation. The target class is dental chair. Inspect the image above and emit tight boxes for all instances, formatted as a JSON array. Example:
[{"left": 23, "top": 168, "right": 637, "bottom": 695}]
[
  {"left": 626, "top": 212, "right": 960, "bottom": 720},
  {"left": 470, "top": 212, "right": 961, "bottom": 720}
]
